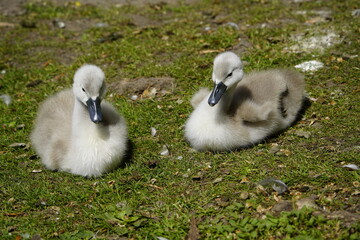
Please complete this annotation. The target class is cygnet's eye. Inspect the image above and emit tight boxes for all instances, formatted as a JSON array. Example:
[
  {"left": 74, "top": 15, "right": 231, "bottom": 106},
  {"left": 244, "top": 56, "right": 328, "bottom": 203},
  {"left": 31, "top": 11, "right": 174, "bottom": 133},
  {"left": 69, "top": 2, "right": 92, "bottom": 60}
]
[
  {"left": 226, "top": 72, "right": 233, "bottom": 78},
  {"left": 82, "top": 88, "right": 86, "bottom": 92}
]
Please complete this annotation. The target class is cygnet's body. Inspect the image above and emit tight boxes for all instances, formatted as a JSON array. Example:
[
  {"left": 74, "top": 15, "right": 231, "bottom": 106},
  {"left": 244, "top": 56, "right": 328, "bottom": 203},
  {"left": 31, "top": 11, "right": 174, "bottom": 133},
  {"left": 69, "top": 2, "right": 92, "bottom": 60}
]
[
  {"left": 31, "top": 65, "right": 128, "bottom": 177},
  {"left": 185, "top": 52, "right": 305, "bottom": 151}
]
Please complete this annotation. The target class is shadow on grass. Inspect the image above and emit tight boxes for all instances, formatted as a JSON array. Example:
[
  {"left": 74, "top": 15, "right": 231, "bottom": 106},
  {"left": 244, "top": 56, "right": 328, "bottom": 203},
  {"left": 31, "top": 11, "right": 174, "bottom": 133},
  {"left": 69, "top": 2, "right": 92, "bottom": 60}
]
[{"left": 119, "top": 138, "right": 135, "bottom": 168}]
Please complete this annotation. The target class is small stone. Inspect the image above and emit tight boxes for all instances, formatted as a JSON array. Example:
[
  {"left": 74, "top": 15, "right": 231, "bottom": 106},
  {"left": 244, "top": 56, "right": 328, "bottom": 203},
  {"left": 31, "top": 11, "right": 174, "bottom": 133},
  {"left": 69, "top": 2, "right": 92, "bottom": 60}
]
[
  {"left": 151, "top": 127, "right": 157, "bottom": 137},
  {"left": 204, "top": 26, "right": 211, "bottom": 31},
  {"left": 295, "top": 130, "right": 311, "bottom": 138},
  {"left": 32, "top": 234, "right": 42, "bottom": 240},
  {"left": 95, "top": 22, "right": 109, "bottom": 28},
  {"left": 130, "top": 95, "right": 138, "bottom": 101},
  {"left": 269, "top": 145, "right": 280, "bottom": 154},
  {"left": 239, "top": 192, "right": 249, "bottom": 200},
  {"left": 213, "top": 177, "right": 223, "bottom": 184},
  {"left": 272, "top": 201, "right": 293, "bottom": 214},
  {"left": 176, "top": 99, "right": 184, "bottom": 104},
  {"left": 52, "top": 19, "right": 65, "bottom": 28},
  {"left": 224, "top": 22, "right": 239, "bottom": 29},
  {"left": 21, "top": 233, "right": 30, "bottom": 239},
  {"left": 295, "top": 195, "right": 321, "bottom": 210},
  {"left": 160, "top": 145, "right": 170, "bottom": 156}
]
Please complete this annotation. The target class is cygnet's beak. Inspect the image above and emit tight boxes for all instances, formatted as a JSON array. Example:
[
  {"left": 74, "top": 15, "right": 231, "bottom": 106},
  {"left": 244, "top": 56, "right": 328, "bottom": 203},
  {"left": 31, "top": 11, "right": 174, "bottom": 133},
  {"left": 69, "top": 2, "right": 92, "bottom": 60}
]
[
  {"left": 208, "top": 82, "right": 227, "bottom": 107},
  {"left": 86, "top": 97, "right": 103, "bottom": 123}
]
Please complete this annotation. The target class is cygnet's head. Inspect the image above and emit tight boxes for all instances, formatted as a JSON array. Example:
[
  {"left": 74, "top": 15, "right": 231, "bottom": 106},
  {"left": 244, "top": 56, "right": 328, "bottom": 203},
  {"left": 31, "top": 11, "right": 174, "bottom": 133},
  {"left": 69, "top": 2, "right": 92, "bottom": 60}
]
[
  {"left": 73, "top": 64, "right": 107, "bottom": 123},
  {"left": 208, "top": 52, "right": 244, "bottom": 106}
]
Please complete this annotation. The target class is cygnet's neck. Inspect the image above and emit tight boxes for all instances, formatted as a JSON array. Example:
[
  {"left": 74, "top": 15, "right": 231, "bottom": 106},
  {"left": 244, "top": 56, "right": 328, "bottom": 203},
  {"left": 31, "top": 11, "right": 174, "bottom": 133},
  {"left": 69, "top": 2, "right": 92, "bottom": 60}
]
[{"left": 72, "top": 98, "right": 95, "bottom": 135}]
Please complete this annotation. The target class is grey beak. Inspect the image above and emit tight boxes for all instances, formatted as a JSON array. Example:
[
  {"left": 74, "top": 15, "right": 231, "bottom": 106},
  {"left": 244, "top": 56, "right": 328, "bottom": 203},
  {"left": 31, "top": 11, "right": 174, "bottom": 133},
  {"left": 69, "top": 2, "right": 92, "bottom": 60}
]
[
  {"left": 208, "top": 82, "right": 227, "bottom": 107},
  {"left": 86, "top": 97, "right": 103, "bottom": 123}
]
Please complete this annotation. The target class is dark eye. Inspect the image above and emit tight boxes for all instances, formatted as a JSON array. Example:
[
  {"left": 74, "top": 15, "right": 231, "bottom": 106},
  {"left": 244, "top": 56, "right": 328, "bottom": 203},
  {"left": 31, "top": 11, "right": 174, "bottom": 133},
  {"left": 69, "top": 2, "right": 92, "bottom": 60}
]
[
  {"left": 227, "top": 72, "right": 233, "bottom": 78},
  {"left": 82, "top": 88, "right": 86, "bottom": 92}
]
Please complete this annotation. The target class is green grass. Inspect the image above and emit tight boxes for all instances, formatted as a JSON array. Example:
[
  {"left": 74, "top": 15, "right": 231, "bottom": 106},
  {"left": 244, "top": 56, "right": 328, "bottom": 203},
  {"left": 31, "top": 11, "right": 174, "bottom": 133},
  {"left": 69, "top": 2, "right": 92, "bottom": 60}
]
[{"left": 0, "top": 0, "right": 359, "bottom": 239}]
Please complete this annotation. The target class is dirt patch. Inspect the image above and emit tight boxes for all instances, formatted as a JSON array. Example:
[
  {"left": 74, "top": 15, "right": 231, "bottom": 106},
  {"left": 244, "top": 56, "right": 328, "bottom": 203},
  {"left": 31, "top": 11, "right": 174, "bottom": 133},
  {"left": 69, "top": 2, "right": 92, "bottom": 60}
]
[
  {"left": 109, "top": 76, "right": 175, "bottom": 98},
  {"left": 0, "top": 0, "right": 26, "bottom": 16},
  {"left": 229, "top": 35, "right": 253, "bottom": 56},
  {"left": 125, "top": 14, "right": 160, "bottom": 28},
  {"left": 60, "top": 18, "right": 99, "bottom": 33},
  {"left": 0, "top": 0, "right": 200, "bottom": 16}
]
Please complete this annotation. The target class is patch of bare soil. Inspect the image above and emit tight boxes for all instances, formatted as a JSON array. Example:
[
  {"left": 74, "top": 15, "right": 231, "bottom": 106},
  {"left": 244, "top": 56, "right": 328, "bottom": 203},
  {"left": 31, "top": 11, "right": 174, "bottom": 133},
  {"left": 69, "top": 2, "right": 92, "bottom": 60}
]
[
  {"left": 229, "top": 35, "right": 253, "bottom": 56},
  {"left": 125, "top": 14, "right": 160, "bottom": 28},
  {"left": 0, "top": 0, "right": 26, "bottom": 16},
  {"left": 109, "top": 77, "right": 175, "bottom": 98},
  {"left": 0, "top": 0, "right": 200, "bottom": 16},
  {"left": 28, "top": 46, "right": 78, "bottom": 66}
]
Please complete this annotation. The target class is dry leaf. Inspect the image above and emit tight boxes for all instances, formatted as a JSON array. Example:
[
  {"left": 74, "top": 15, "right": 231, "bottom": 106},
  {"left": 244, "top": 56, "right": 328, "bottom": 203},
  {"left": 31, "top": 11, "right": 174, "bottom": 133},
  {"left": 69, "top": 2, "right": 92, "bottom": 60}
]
[
  {"left": 107, "top": 180, "right": 115, "bottom": 186},
  {"left": 199, "top": 49, "right": 223, "bottom": 54},
  {"left": 0, "top": 22, "right": 16, "bottom": 27},
  {"left": 9, "top": 143, "right": 27, "bottom": 148},
  {"left": 213, "top": 177, "right": 223, "bottom": 184},
  {"left": 277, "top": 149, "right": 292, "bottom": 156},
  {"left": 240, "top": 177, "right": 250, "bottom": 183},
  {"left": 146, "top": 184, "right": 163, "bottom": 190}
]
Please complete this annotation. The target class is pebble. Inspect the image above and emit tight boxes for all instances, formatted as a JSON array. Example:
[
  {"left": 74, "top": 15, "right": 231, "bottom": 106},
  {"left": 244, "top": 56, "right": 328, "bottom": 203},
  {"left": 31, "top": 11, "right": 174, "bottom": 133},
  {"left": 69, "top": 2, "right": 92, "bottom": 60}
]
[
  {"left": 224, "top": 22, "right": 239, "bottom": 29},
  {"left": 295, "top": 195, "right": 321, "bottom": 210},
  {"left": 130, "top": 95, "right": 138, "bottom": 101},
  {"left": 272, "top": 201, "right": 293, "bottom": 214},
  {"left": 239, "top": 192, "right": 249, "bottom": 200},
  {"left": 53, "top": 19, "right": 65, "bottom": 28},
  {"left": 160, "top": 145, "right": 170, "bottom": 156},
  {"left": 151, "top": 127, "right": 157, "bottom": 137},
  {"left": 294, "top": 130, "right": 311, "bottom": 139}
]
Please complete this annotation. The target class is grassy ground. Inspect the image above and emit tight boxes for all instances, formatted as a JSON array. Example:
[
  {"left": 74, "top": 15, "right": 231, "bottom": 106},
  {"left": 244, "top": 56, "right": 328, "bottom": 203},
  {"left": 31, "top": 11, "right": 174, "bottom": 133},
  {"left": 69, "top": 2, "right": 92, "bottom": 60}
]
[{"left": 0, "top": 0, "right": 359, "bottom": 239}]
